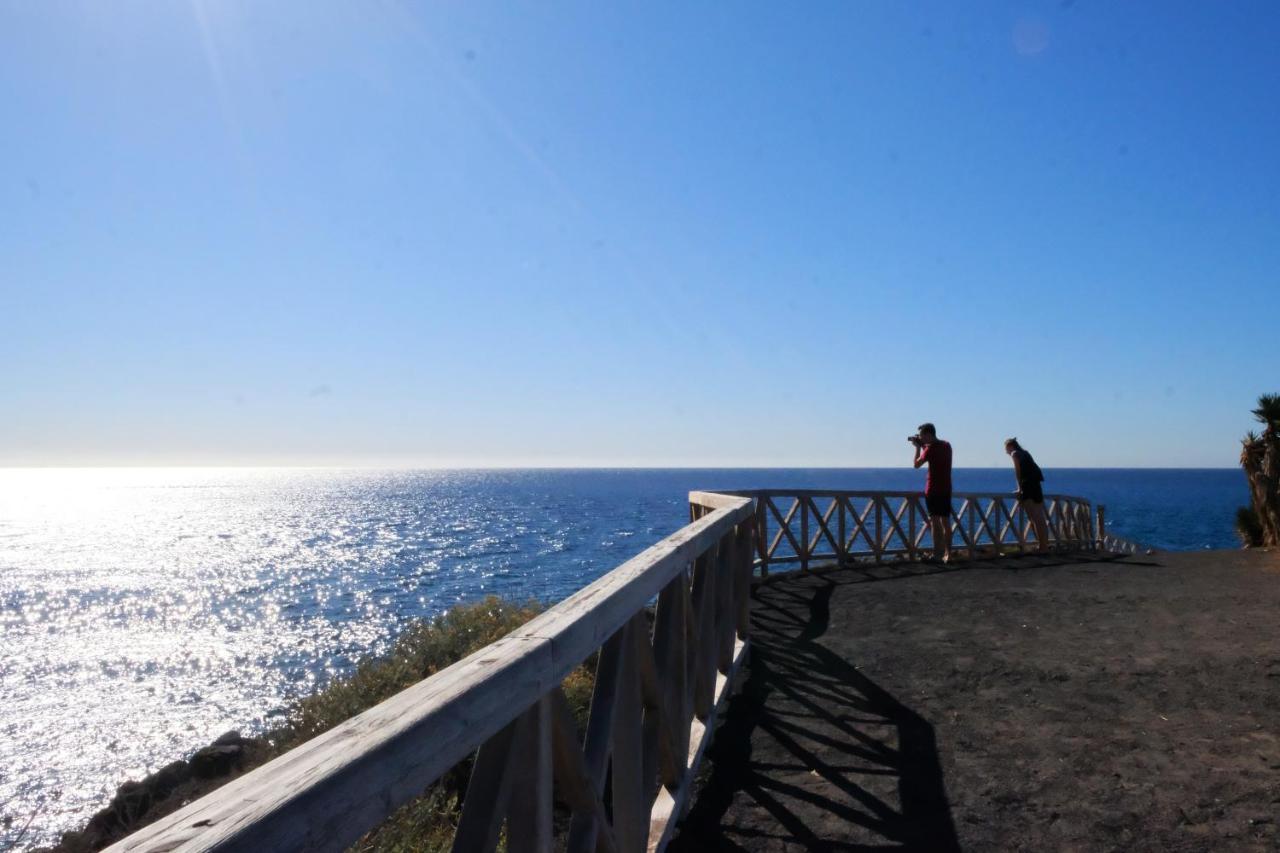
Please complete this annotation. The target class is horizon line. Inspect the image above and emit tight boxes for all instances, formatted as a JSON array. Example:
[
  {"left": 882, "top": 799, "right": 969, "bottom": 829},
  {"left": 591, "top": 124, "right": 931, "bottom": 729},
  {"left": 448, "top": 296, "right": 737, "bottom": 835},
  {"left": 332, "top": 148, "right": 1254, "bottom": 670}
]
[{"left": 0, "top": 464, "right": 1244, "bottom": 472}]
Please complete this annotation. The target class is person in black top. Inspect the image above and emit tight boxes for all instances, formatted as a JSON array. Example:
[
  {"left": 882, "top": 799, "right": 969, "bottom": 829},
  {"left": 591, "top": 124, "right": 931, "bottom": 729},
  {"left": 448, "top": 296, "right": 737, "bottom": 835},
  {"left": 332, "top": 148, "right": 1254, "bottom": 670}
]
[{"left": 1005, "top": 438, "right": 1049, "bottom": 553}]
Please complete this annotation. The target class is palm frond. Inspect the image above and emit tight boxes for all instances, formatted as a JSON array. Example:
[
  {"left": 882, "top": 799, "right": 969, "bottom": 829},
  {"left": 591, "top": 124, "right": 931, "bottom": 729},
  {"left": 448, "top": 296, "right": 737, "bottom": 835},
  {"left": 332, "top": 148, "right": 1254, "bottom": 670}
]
[{"left": 1251, "top": 393, "right": 1280, "bottom": 428}]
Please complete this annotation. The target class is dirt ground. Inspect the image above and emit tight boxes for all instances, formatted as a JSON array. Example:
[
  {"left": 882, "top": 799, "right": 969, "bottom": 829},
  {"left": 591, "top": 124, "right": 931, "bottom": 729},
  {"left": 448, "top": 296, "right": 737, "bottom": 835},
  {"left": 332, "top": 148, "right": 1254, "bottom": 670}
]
[{"left": 669, "top": 549, "right": 1280, "bottom": 852}]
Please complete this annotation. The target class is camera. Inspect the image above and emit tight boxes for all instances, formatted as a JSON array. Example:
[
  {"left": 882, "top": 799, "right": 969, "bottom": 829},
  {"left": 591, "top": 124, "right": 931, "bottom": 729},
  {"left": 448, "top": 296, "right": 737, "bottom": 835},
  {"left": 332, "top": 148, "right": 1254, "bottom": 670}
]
[{"left": 907, "top": 435, "right": 922, "bottom": 446}]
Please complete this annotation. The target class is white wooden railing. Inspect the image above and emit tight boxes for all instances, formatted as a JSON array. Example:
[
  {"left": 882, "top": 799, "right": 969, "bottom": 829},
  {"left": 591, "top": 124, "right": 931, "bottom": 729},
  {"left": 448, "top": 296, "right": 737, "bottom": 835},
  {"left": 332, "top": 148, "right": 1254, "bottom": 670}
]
[
  {"left": 108, "top": 491, "right": 755, "bottom": 853},
  {"left": 720, "top": 490, "right": 1100, "bottom": 576},
  {"left": 105, "top": 487, "right": 1140, "bottom": 853}
]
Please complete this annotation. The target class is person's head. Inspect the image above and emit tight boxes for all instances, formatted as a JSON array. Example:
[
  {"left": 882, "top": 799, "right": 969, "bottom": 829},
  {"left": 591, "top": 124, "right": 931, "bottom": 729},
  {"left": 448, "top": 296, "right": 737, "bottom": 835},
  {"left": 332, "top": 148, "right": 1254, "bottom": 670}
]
[
  {"left": 917, "top": 422, "right": 937, "bottom": 442},
  {"left": 1004, "top": 437, "right": 1021, "bottom": 455}
]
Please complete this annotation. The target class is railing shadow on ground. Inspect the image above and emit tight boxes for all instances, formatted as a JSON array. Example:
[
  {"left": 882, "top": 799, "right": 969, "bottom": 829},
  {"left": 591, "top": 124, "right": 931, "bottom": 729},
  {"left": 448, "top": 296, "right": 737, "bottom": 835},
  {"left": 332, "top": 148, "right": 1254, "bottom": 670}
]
[{"left": 670, "top": 573, "right": 963, "bottom": 852}]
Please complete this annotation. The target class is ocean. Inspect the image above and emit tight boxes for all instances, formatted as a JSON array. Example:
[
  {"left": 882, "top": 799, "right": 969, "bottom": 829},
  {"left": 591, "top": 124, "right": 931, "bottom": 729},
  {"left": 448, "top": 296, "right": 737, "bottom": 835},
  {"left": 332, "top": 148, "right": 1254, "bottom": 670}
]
[{"left": 0, "top": 467, "right": 1248, "bottom": 848}]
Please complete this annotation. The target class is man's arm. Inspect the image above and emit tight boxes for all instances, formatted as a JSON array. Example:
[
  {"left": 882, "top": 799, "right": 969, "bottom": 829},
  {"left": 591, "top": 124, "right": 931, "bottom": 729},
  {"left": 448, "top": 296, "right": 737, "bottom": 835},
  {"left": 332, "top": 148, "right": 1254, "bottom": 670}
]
[{"left": 913, "top": 443, "right": 928, "bottom": 469}]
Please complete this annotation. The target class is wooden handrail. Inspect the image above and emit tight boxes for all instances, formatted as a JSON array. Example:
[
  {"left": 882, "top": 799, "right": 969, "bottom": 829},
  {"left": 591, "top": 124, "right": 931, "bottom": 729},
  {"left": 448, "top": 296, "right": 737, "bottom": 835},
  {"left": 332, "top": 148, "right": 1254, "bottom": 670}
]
[
  {"left": 108, "top": 494, "right": 756, "bottom": 853},
  {"left": 715, "top": 488, "right": 1096, "bottom": 501}
]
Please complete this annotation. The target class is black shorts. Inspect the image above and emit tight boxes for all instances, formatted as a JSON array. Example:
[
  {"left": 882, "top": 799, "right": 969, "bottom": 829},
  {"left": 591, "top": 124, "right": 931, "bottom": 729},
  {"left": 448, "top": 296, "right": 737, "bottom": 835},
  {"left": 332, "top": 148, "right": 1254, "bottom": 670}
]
[
  {"left": 925, "top": 492, "right": 952, "bottom": 518},
  {"left": 1019, "top": 482, "right": 1044, "bottom": 503}
]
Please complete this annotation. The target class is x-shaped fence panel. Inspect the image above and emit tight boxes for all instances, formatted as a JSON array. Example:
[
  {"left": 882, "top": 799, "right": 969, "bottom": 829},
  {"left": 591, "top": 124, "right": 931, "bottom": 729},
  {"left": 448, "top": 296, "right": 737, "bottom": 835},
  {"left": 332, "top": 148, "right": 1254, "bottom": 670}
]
[{"left": 738, "top": 490, "right": 1098, "bottom": 576}]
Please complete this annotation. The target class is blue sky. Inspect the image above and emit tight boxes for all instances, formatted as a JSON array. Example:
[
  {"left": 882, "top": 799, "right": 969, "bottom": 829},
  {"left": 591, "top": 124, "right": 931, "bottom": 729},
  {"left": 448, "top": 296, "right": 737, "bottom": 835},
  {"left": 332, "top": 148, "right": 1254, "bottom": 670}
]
[{"left": 2, "top": 2, "right": 1277, "bottom": 467}]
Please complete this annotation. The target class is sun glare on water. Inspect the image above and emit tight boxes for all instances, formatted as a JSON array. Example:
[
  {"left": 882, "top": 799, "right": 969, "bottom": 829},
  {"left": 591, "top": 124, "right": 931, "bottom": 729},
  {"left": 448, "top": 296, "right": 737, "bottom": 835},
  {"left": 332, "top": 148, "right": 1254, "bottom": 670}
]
[
  {"left": 0, "top": 466, "right": 632, "bottom": 848},
  {"left": 0, "top": 468, "right": 398, "bottom": 848}
]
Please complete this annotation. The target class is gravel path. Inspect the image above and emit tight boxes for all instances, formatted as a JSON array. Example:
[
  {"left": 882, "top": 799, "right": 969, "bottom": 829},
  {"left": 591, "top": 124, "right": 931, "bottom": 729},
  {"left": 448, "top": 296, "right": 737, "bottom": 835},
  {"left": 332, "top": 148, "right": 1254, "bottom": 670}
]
[{"left": 670, "top": 549, "right": 1280, "bottom": 852}]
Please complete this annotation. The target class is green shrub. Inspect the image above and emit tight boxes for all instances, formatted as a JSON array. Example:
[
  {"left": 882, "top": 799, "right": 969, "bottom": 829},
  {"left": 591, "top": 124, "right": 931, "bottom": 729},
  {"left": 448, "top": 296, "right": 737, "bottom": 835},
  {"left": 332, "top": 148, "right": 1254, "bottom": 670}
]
[
  {"left": 1235, "top": 506, "right": 1264, "bottom": 548},
  {"left": 270, "top": 597, "right": 547, "bottom": 752}
]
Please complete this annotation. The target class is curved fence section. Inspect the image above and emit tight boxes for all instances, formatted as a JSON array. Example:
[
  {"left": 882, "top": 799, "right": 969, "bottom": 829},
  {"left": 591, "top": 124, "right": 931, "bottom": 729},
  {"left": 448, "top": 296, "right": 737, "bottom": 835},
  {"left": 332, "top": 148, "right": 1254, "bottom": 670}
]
[
  {"left": 109, "top": 492, "right": 755, "bottom": 853},
  {"left": 717, "top": 490, "right": 1098, "bottom": 576}
]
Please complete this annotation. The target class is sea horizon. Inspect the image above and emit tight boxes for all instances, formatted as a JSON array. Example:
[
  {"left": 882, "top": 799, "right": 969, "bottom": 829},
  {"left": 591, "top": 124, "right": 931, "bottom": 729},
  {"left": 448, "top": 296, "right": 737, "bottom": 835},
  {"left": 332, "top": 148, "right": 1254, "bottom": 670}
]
[{"left": 0, "top": 463, "right": 1245, "bottom": 471}]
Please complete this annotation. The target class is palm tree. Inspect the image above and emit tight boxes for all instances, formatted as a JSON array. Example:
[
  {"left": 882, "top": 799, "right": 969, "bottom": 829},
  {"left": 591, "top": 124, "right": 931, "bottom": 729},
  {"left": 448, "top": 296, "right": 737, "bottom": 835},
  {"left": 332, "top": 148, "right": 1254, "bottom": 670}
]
[
  {"left": 1251, "top": 394, "right": 1280, "bottom": 436},
  {"left": 1240, "top": 394, "right": 1280, "bottom": 547}
]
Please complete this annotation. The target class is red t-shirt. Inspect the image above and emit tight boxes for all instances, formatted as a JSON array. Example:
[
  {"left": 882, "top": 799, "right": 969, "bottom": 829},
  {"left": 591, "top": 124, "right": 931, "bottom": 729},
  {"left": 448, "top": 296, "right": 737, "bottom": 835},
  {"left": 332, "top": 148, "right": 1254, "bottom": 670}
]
[{"left": 920, "top": 440, "right": 953, "bottom": 495}]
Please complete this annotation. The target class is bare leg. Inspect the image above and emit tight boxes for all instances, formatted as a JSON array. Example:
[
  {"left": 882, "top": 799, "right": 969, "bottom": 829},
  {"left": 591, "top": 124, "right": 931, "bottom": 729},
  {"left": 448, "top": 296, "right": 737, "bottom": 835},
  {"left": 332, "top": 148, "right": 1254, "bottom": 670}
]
[
  {"left": 1026, "top": 501, "right": 1049, "bottom": 552},
  {"left": 931, "top": 515, "right": 952, "bottom": 561}
]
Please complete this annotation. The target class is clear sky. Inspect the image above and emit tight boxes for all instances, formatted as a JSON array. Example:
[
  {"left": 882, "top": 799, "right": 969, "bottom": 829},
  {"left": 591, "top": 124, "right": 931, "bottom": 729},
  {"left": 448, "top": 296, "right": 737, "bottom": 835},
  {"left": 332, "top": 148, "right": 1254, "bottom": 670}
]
[{"left": 3, "top": 2, "right": 1277, "bottom": 468}]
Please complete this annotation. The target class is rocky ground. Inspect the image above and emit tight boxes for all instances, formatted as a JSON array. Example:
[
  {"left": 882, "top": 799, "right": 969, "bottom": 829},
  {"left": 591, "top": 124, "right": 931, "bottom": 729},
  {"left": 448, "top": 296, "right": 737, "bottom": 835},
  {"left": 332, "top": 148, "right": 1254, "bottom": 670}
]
[{"left": 671, "top": 549, "right": 1280, "bottom": 852}]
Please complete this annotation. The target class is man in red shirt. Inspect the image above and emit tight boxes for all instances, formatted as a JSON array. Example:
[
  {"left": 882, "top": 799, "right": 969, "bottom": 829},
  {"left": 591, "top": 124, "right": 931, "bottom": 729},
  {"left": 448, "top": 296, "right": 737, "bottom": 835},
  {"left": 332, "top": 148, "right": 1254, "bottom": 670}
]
[{"left": 911, "top": 422, "right": 953, "bottom": 562}]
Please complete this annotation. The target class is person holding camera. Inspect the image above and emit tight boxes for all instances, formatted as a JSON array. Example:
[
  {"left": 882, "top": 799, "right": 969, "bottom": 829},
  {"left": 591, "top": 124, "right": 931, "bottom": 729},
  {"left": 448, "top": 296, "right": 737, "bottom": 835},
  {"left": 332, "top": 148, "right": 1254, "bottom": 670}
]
[
  {"left": 909, "top": 422, "right": 953, "bottom": 562},
  {"left": 1005, "top": 437, "right": 1050, "bottom": 553}
]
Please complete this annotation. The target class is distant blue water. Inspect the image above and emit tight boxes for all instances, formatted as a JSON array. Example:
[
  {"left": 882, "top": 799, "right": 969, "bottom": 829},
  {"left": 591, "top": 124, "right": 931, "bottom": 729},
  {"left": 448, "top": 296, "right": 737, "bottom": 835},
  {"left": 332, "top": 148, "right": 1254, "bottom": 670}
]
[{"left": 0, "top": 467, "right": 1248, "bottom": 848}]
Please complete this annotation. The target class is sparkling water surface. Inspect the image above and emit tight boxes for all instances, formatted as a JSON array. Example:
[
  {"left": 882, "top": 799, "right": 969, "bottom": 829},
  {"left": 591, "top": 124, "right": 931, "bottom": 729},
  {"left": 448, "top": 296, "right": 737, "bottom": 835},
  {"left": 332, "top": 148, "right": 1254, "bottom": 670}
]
[{"left": 0, "top": 467, "right": 1247, "bottom": 848}]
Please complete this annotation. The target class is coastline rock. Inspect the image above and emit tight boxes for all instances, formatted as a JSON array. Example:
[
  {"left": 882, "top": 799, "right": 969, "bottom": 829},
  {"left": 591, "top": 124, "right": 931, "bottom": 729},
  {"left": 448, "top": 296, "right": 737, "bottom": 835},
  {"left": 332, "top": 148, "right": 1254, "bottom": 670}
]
[
  {"left": 44, "top": 734, "right": 266, "bottom": 852},
  {"left": 190, "top": 744, "right": 244, "bottom": 779},
  {"left": 212, "top": 729, "right": 245, "bottom": 747}
]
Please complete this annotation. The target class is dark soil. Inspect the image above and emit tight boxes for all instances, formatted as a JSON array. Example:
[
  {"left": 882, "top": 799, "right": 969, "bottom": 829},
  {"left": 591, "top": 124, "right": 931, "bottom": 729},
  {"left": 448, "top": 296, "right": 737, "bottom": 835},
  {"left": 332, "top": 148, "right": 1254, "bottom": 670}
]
[{"left": 671, "top": 550, "right": 1280, "bottom": 852}]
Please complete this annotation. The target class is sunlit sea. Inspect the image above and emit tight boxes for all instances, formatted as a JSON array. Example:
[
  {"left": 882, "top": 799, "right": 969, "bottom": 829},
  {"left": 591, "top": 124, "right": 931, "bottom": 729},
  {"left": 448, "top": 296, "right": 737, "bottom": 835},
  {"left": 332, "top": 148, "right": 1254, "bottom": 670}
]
[{"left": 0, "top": 467, "right": 1247, "bottom": 848}]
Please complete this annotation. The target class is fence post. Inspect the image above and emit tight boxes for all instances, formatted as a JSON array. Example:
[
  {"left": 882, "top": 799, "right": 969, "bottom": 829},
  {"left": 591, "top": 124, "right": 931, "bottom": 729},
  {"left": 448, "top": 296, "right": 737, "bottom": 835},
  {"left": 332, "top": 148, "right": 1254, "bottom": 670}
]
[
  {"left": 1097, "top": 504, "right": 1106, "bottom": 551},
  {"left": 799, "top": 498, "right": 810, "bottom": 573},
  {"left": 875, "top": 499, "right": 884, "bottom": 563},
  {"left": 735, "top": 520, "right": 752, "bottom": 639},
  {"left": 967, "top": 501, "right": 977, "bottom": 559},
  {"left": 907, "top": 499, "right": 917, "bottom": 560},
  {"left": 837, "top": 498, "right": 847, "bottom": 566}
]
